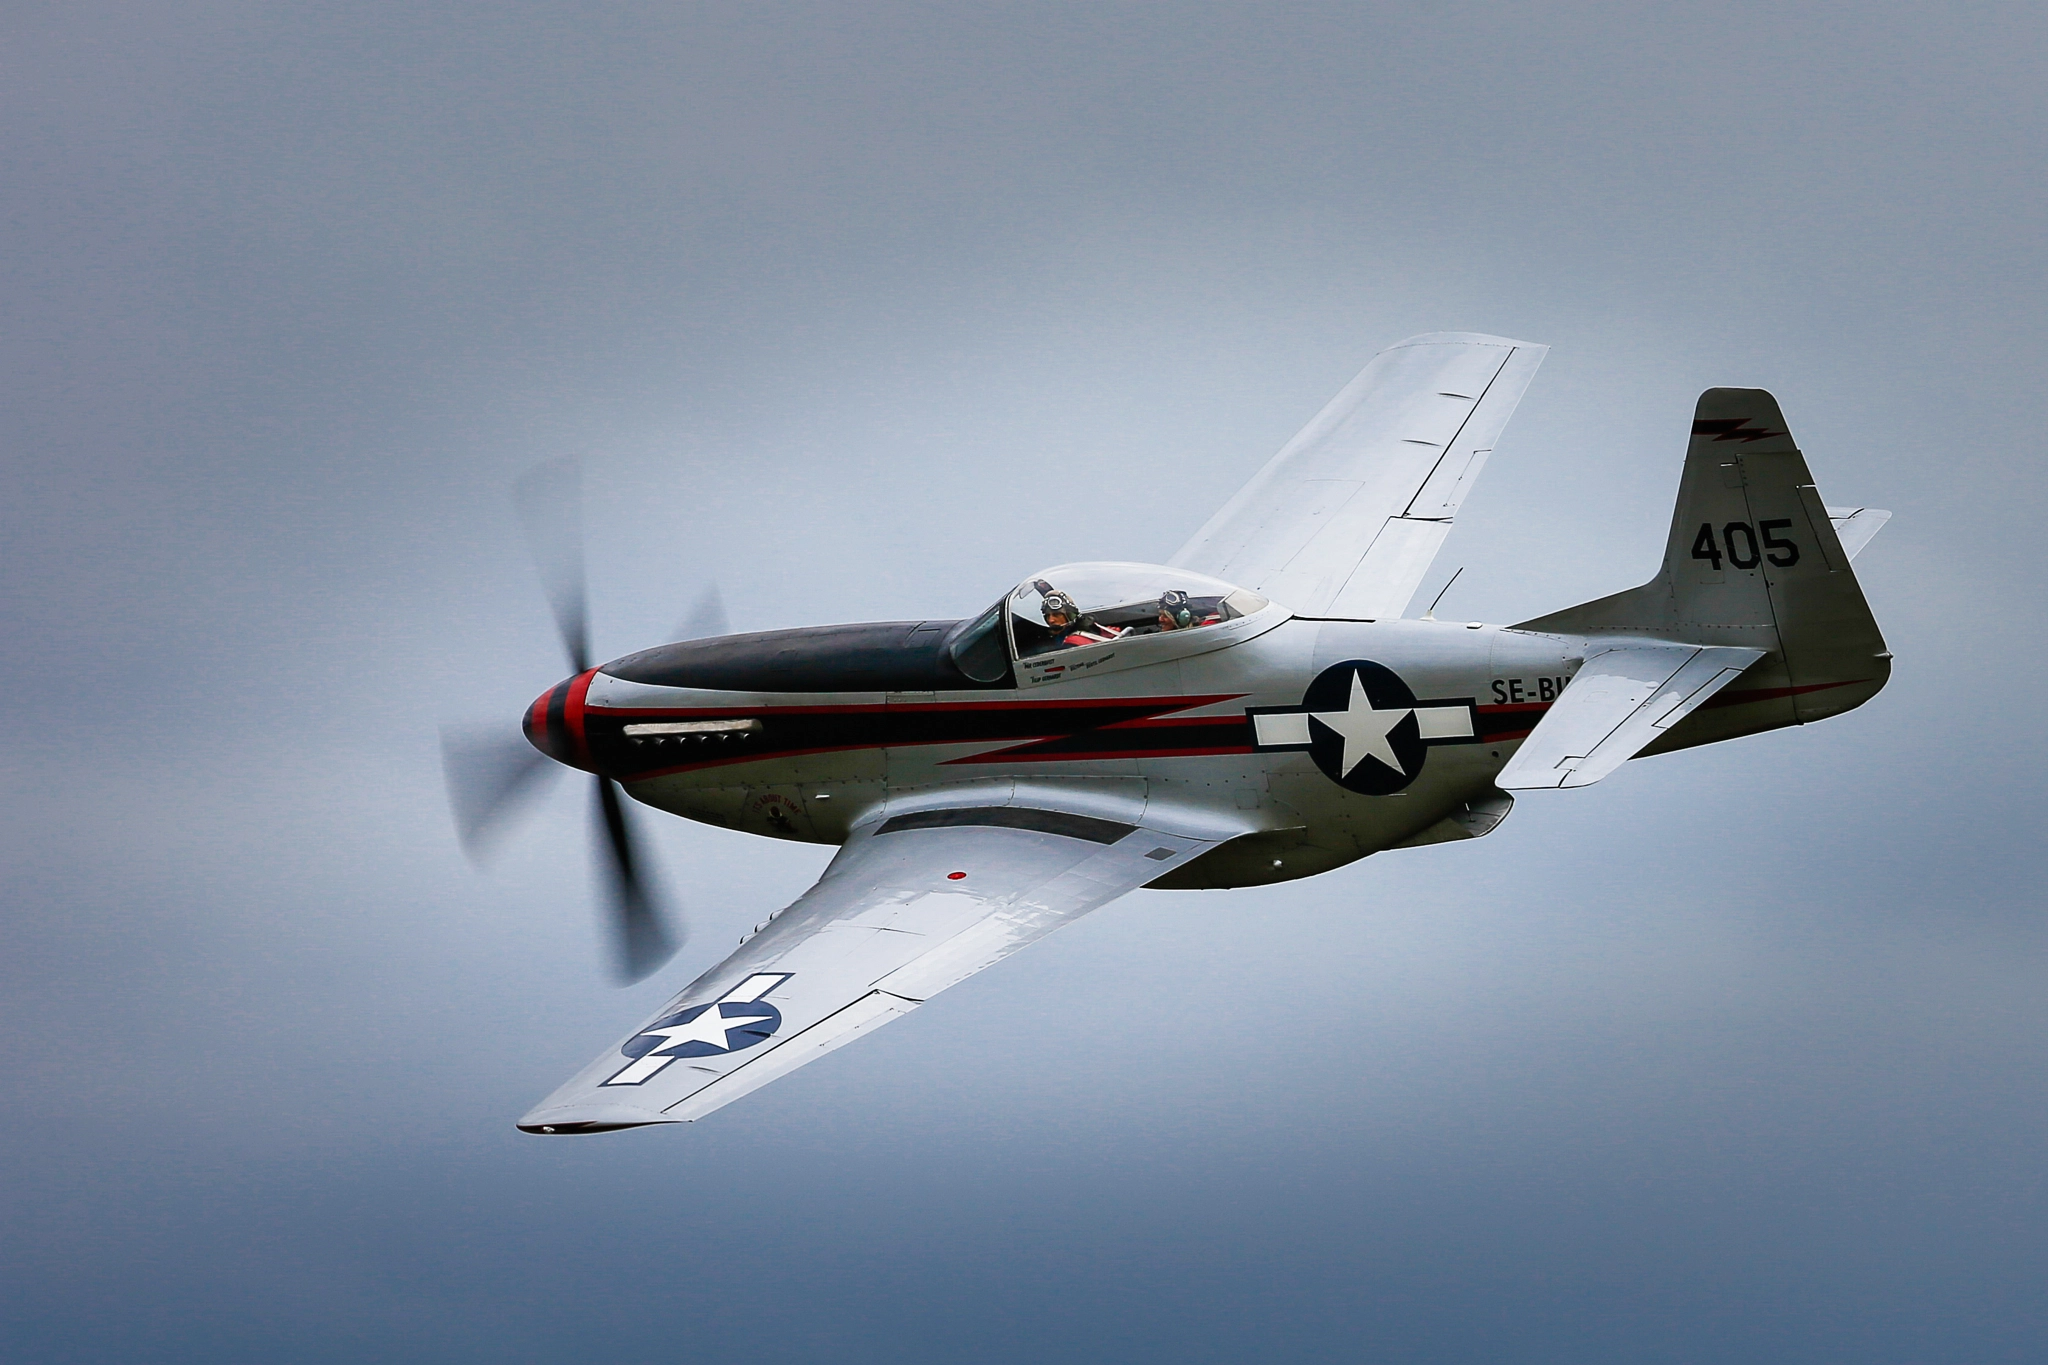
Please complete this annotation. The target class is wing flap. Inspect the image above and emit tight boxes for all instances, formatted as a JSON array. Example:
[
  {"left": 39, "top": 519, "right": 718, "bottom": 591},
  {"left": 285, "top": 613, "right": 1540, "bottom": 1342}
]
[
  {"left": 520, "top": 802, "right": 1241, "bottom": 1132},
  {"left": 1325, "top": 516, "right": 1452, "bottom": 619},
  {"left": 1497, "top": 644, "right": 1765, "bottom": 790}
]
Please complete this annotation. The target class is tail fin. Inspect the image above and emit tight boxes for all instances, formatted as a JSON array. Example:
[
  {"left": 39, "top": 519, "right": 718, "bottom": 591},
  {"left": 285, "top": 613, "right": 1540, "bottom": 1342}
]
[{"left": 1517, "top": 388, "right": 1891, "bottom": 735}]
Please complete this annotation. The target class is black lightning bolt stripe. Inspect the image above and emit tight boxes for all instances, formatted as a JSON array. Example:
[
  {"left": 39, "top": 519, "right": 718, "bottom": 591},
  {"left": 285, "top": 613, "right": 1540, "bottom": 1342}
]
[
  {"left": 583, "top": 696, "right": 1247, "bottom": 780},
  {"left": 947, "top": 715, "right": 1254, "bottom": 764},
  {"left": 1691, "top": 417, "right": 1786, "bottom": 443}
]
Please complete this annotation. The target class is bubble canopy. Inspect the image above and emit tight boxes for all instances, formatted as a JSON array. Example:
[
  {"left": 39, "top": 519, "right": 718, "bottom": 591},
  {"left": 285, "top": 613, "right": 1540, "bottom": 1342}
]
[
  {"left": 940, "top": 562, "right": 1273, "bottom": 684},
  {"left": 1008, "top": 562, "right": 1269, "bottom": 660}
]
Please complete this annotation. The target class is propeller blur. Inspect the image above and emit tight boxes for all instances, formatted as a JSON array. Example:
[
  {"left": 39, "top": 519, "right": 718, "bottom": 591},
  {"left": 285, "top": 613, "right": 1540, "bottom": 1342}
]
[{"left": 448, "top": 458, "right": 682, "bottom": 984}]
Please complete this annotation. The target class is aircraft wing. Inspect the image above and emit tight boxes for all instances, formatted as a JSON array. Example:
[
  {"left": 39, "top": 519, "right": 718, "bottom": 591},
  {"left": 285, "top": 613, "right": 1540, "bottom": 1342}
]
[
  {"left": 1170, "top": 331, "right": 1547, "bottom": 619},
  {"left": 519, "top": 798, "right": 1242, "bottom": 1133},
  {"left": 1496, "top": 642, "right": 1765, "bottom": 790}
]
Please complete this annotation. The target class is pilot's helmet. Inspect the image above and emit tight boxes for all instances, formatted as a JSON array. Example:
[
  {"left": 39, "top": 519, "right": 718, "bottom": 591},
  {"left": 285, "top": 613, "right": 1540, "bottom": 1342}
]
[
  {"left": 1041, "top": 589, "right": 1080, "bottom": 627},
  {"left": 1158, "top": 589, "right": 1196, "bottom": 630}
]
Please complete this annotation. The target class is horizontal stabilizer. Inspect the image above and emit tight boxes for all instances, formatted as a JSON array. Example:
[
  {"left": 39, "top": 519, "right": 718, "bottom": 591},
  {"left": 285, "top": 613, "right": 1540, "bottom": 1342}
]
[
  {"left": 1826, "top": 506, "right": 1891, "bottom": 561},
  {"left": 1497, "top": 643, "right": 1764, "bottom": 790}
]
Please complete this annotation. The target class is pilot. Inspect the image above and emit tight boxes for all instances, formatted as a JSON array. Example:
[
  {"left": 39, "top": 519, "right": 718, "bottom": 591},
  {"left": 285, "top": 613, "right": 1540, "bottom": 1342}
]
[
  {"left": 1040, "top": 586, "right": 1122, "bottom": 647},
  {"left": 1155, "top": 589, "right": 1198, "bottom": 632}
]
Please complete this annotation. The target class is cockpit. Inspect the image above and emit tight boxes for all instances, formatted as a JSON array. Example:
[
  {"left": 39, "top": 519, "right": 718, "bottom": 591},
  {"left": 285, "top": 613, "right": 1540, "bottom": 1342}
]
[
  {"left": 945, "top": 562, "right": 1273, "bottom": 684},
  {"left": 1008, "top": 564, "right": 1268, "bottom": 656}
]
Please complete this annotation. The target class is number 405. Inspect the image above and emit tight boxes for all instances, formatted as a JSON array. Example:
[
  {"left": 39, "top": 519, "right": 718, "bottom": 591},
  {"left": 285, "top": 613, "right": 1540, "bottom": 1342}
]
[{"left": 1692, "top": 519, "right": 1799, "bottom": 571}]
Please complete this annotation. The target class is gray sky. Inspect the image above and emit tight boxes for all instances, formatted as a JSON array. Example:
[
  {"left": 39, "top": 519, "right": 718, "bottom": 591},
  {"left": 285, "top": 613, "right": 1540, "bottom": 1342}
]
[{"left": 5, "top": 4, "right": 2045, "bottom": 1361}]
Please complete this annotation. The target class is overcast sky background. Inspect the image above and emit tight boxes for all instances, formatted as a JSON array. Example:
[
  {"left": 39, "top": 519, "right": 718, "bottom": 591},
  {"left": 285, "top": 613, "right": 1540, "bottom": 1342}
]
[{"left": 5, "top": 3, "right": 2046, "bottom": 1361}]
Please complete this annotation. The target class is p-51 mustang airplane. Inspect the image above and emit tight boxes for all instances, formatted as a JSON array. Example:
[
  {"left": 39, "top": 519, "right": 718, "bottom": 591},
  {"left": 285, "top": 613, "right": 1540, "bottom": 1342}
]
[{"left": 444, "top": 331, "right": 1891, "bottom": 1135}]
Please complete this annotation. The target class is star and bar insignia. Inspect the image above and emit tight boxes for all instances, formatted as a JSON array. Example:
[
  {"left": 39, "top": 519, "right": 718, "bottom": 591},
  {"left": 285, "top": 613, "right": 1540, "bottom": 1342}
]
[{"left": 1248, "top": 660, "right": 1480, "bottom": 795}]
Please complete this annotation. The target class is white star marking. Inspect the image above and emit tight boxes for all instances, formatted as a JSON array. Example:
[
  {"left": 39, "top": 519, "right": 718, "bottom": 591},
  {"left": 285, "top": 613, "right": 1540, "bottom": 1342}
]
[
  {"left": 1310, "top": 671, "right": 1411, "bottom": 778},
  {"left": 638, "top": 1006, "right": 768, "bottom": 1055}
]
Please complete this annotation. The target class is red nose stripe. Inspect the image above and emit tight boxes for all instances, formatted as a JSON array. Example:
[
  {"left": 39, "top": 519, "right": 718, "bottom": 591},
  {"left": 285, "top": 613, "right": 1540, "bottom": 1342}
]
[
  {"left": 525, "top": 690, "right": 550, "bottom": 741},
  {"left": 523, "top": 678, "right": 585, "bottom": 768},
  {"left": 565, "top": 668, "right": 597, "bottom": 768}
]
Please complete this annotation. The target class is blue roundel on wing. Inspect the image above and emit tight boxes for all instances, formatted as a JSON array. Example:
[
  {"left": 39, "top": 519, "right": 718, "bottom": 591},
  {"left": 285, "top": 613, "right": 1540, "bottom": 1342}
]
[{"left": 620, "top": 1001, "right": 783, "bottom": 1060}]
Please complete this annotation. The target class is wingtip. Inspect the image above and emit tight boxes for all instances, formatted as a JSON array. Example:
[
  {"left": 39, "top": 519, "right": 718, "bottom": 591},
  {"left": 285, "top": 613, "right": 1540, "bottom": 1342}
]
[
  {"left": 517, "top": 1102, "right": 679, "bottom": 1136},
  {"left": 1391, "top": 331, "right": 1547, "bottom": 352}
]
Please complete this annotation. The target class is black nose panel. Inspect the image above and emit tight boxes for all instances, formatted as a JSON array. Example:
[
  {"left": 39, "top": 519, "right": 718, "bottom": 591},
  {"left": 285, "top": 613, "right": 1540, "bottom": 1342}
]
[{"left": 524, "top": 679, "right": 576, "bottom": 765}]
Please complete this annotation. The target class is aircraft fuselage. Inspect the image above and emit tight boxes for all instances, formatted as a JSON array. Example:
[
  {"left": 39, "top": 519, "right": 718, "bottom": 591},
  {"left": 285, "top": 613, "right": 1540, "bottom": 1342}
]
[{"left": 522, "top": 613, "right": 1855, "bottom": 889}]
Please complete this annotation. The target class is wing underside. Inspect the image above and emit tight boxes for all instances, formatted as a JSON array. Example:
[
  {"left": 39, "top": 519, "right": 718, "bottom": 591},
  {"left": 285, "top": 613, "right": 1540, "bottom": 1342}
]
[
  {"left": 1170, "top": 331, "right": 1547, "bottom": 619},
  {"left": 520, "top": 796, "right": 1242, "bottom": 1132}
]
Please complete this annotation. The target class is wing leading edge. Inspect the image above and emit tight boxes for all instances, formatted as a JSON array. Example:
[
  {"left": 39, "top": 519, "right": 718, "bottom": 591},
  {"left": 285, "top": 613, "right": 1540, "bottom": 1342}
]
[
  {"left": 520, "top": 795, "right": 1244, "bottom": 1133},
  {"left": 1170, "top": 332, "right": 1547, "bottom": 619}
]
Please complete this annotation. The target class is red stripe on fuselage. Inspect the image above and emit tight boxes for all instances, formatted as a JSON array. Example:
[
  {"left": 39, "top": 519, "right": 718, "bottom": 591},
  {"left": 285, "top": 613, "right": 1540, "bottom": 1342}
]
[
  {"left": 587, "top": 691, "right": 1249, "bottom": 779},
  {"left": 584, "top": 693, "right": 1246, "bottom": 720},
  {"left": 1473, "top": 700, "right": 1548, "bottom": 742},
  {"left": 979, "top": 744, "right": 1259, "bottom": 763}
]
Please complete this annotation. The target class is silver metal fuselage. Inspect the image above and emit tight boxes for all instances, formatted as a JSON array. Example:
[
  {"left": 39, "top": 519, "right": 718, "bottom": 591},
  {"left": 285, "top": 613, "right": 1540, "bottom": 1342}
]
[{"left": 556, "top": 614, "right": 1733, "bottom": 890}]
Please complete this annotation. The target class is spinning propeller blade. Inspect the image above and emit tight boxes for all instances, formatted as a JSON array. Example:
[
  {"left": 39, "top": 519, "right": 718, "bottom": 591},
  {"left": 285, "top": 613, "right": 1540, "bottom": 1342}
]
[
  {"left": 441, "top": 458, "right": 684, "bottom": 983},
  {"left": 674, "top": 581, "right": 731, "bottom": 642},
  {"left": 513, "top": 458, "right": 591, "bottom": 675},
  {"left": 595, "top": 775, "right": 679, "bottom": 983},
  {"left": 441, "top": 726, "right": 558, "bottom": 859}
]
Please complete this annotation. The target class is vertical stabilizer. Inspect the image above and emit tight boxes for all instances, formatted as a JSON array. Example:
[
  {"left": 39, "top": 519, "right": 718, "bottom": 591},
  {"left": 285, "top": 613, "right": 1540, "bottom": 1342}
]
[{"left": 1516, "top": 389, "right": 1890, "bottom": 740}]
